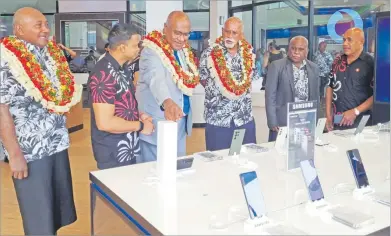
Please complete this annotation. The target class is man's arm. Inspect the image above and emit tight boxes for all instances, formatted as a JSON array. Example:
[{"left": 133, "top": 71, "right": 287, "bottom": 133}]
[
  {"left": 356, "top": 96, "right": 373, "bottom": 114},
  {"left": 0, "top": 105, "right": 23, "bottom": 158},
  {"left": 265, "top": 61, "right": 279, "bottom": 129},
  {"left": 89, "top": 70, "right": 153, "bottom": 134},
  {"left": 140, "top": 49, "right": 172, "bottom": 106}
]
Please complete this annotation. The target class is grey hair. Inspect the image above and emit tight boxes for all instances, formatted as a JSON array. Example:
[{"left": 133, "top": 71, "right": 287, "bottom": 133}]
[
  {"left": 289, "top": 36, "right": 309, "bottom": 48},
  {"left": 108, "top": 23, "right": 139, "bottom": 49}
]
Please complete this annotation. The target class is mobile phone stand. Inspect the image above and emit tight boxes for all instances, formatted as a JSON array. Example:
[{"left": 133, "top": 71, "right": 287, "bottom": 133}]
[
  {"left": 353, "top": 185, "right": 375, "bottom": 201},
  {"left": 305, "top": 199, "right": 332, "bottom": 218},
  {"left": 243, "top": 215, "right": 274, "bottom": 234}
]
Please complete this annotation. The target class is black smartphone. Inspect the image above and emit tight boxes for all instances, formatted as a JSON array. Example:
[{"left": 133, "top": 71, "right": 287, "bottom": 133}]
[
  {"left": 346, "top": 149, "right": 369, "bottom": 188},
  {"left": 177, "top": 157, "right": 194, "bottom": 170}
]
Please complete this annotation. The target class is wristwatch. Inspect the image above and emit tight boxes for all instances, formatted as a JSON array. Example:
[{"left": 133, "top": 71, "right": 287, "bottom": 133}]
[
  {"left": 138, "top": 121, "right": 144, "bottom": 132},
  {"left": 354, "top": 108, "right": 360, "bottom": 116}
]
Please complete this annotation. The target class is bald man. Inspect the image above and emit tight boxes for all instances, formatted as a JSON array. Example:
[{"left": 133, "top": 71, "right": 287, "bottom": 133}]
[
  {"left": 136, "top": 11, "right": 198, "bottom": 162},
  {"left": 0, "top": 7, "right": 79, "bottom": 234},
  {"left": 326, "top": 27, "right": 374, "bottom": 131},
  {"left": 265, "top": 36, "right": 320, "bottom": 141},
  {"left": 199, "top": 17, "right": 259, "bottom": 151}
]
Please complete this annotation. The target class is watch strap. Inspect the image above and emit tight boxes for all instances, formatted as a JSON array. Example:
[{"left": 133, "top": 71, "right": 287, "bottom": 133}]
[
  {"left": 138, "top": 121, "right": 144, "bottom": 132},
  {"left": 354, "top": 108, "right": 360, "bottom": 116}
]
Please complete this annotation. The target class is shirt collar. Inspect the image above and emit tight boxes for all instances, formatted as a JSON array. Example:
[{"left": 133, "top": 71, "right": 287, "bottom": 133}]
[
  {"left": 104, "top": 52, "right": 122, "bottom": 70},
  {"left": 18, "top": 37, "right": 47, "bottom": 55},
  {"left": 292, "top": 59, "right": 307, "bottom": 69},
  {"left": 342, "top": 50, "right": 366, "bottom": 62}
]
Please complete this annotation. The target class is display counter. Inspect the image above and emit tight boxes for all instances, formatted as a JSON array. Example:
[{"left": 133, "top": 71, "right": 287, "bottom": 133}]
[
  {"left": 90, "top": 127, "right": 390, "bottom": 235},
  {"left": 66, "top": 100, "right": 83, "bottom": 133}
]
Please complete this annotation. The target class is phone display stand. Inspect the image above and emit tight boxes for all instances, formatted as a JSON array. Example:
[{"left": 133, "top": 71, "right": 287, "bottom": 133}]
[
  {"left": 315, "top": 137, "right": 330, "bottom": 146},
  {"left": 243, "top": 215, "right": 274, "bottom": 234},
  {"left": 231, "top": 152, "right": 258, "bottom": 170},
  {"left": 353, "top": 186, "right": 375, "bottom": 201},
  {"left": 305, "top": 199, "right": 332, "bottom": 220}
]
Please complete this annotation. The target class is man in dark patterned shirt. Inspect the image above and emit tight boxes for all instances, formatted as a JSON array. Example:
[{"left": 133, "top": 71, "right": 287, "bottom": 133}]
[
  {"left": 89, "top": 24, "right": 153, "bottom": 170},
  {"left": 0, "top": 7, "right": 81, "bottom": 235},
  {"left": 326, "top": 28, "right": 374, "bottom": 131},
  {"left": 199, "top": 17, "right": 259, "bottom": 151}
]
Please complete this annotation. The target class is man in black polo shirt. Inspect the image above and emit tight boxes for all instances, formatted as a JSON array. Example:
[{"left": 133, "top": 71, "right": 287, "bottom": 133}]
[{"left": 325, "top": 28, "right": 374, "bottom": 131}]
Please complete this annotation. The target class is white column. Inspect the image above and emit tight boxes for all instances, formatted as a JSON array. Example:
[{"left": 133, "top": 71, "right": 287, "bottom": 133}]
[
  {"left": 145, "top": 1, "right": 183, "bottom": 33},
  {"left": 209, "top": 0, "right": 228, "bottom": 42}
]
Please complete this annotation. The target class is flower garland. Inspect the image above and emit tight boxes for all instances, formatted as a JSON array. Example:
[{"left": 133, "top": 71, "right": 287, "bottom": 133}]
[
  {"left": 0, "top": 36, "right": 82, "bottom": 114},
  {"left": 142, "top": 30, "right": 199, "bottom": 96},
  {"left": 208, "top": 36, "right": 255, "bottom": 100}
]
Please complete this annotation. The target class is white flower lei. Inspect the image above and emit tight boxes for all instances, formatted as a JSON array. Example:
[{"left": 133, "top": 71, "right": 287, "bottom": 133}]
[{"left": 0, "top": 43, "right": 82, "bottom": 113}]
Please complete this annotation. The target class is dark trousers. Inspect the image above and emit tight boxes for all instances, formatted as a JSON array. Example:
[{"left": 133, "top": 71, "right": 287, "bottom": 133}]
[
  {"left": 13, "top": 150, "right": 77, "bottom": 235},
  {"left": 268, "top": 130, "right": 278, "bottom": 142},
  {"left": 205, "top": 119, "right": 256, "bottom": 151}
]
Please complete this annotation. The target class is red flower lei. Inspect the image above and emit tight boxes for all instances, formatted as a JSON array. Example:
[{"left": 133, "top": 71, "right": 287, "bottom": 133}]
[
  {"left": 1, "top": 36, "right": 77, "bottom": 111},
  {"left": 209, "top": 36, "right": 254, "bottom": 98},
  {"left": 143, "top": 31, "right": 199, "bottom": 95}
]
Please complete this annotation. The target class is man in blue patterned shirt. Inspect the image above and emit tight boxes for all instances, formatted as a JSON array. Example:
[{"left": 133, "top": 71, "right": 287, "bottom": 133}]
[
  {"left": 199, "top": 17, "right": 259, "bottom": 151},
  {"left": 313, "top": 41, "right": 333, "bottom": 98}
]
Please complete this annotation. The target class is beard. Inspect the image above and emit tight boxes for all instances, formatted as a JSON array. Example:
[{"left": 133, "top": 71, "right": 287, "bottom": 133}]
[{"left": 224, "top": 38, "right": 237, "bottom": 49}]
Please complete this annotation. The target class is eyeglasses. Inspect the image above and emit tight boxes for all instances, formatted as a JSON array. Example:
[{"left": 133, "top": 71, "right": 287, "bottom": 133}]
[{"left": 173, "top": 30, "right": 190, "bottom": 39}]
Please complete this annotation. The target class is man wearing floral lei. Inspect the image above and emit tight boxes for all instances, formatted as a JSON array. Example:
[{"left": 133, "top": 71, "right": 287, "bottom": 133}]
[
  {"left": 0, "top": 7, "right": 81, "bottom": 235},
  {"left": 199, "top": 17, "right": 259, "bottom": 151},
  {"left": 136, "top": 11, "right": 199, "bottom": 162}
]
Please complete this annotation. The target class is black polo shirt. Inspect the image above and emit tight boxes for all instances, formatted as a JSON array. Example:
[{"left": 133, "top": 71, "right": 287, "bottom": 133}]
[{"left": 328, "top": 51, "right": 374, "bottom": 118}]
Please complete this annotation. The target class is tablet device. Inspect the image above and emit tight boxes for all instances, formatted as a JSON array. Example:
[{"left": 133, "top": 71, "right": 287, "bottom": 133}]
[
  {"left": 239, "top": 171, "right": 266, "bottom": 219},
  {"left": 177, "top": 157, "right": 194, "bottom": 170}
]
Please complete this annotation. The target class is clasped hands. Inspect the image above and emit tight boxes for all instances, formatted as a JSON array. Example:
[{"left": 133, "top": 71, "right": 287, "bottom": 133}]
[
  {"left": 139, "top": 112, "right": 154, "bottom": 135},
  {"left": 326, "top": 109, "right": 357, "bottom": 131}
]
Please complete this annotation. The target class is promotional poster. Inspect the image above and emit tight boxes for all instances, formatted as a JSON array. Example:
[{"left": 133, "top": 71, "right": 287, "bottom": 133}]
[{"left": 287, "top": 101, "right": 317, "bottom": 170}]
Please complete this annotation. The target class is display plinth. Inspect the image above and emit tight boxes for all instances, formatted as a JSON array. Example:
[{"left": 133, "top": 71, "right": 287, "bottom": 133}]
[{"left": 157, "top": 121, "right": 177, "bottom": 189}]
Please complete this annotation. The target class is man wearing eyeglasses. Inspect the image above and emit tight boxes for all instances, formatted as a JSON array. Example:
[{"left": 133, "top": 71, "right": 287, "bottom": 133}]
[
  {"left": 265, "top": 36, "right": 320, "bottom": 141},
  {"left": 136, "top": 11, "right": 199, "bottom": 162},
  {"left": 199, "top": 17, "right": 259, "bottom": 151}
]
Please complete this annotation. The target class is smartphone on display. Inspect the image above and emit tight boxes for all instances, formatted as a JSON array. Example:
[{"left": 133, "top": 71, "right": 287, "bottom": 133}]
[
  {"left": 346, "top": 149, "right": 369, "bottom": 188},
  {"left": 228, "top": 129, "right": 246, "bottom": 156},
  {"left": 315, "top": 118, "right": 326, "bottom": 139},
  {"left": 299, "top": 159, "right": 325, "bottom": 202},
  {"left": 239, "top": 171, "right": 266, "bottom": 219},
  {"left": 334, "top": 114, "right": 343, "bottom": 124},
  {"left": 177, "top": 157, "right": 194, "bottom": 170}
]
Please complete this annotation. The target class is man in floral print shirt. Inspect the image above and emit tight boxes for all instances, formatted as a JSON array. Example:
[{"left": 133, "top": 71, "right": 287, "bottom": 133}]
[
  {"left": 0, "top": 7, "right": 82, "bottom": 235},
  {"left": 199, "top": 17, "right": 259, "bottom": 151},
  {"left": 89, "top": 23, "right": 153, "bottom": 170}
]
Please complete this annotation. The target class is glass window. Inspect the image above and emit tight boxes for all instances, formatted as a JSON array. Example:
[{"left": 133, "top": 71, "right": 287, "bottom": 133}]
[
  {"left": 183, "top": 0, "right": 209, "bottom": 10},
  {"left": 188, "top": 12, "right": 210, "bottom": 32},
  {"left": 233, "top": 10, "right": 252, "bottom": 43},
  {"left": 129, "top": 13, "right": 146, "bottom": 37},
  {"left": 0, "top": 0, "right": 56, "bottom": 14},
  {"left": 129, "top": 0, "right": 146, "bottom": 11},
  {"left": 231, "top": 0, "right": 253, "bottom": 7},
  {"left": 313, "top": 0, "right": 387, "bottom": 59}
]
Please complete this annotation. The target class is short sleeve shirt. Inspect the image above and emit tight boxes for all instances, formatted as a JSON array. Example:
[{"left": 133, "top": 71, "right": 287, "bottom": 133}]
[
  {"left": 89, "top": 53, "right": 140, "bottom": 169},
  {"left": 0, "top": 39, "right": 69, "bottom": 162},
  {"left": 328, "top": 51, "right": 374, "bottom": 115}
]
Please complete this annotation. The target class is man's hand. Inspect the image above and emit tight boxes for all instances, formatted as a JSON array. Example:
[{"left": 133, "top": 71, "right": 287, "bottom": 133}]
[
  {"left": 57, "top": 43, "right": 66, "bottom": 50},
  {"left": 163, "top": 99, "right": 183, "bottom": 122},
  {"left": 140, "top": 112, "right": 153, "bottom": 122},
  {"left": 8, "top": 150, "right": 28, "bottom": 179},
  {"left": 340, "top": 109, "right": 356, "bottom": 126},
  {"left": 326, "top": 116, "right": 334, "bottom": 131},
  {"left": 140, "top": 120, "right": 154, "bottom": 135},
  {"left": 271, "top": 126, "right": 279, "bottom": 132}
]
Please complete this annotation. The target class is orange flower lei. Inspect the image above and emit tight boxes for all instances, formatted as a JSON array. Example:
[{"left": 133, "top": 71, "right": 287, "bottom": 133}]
[
  {"left": 142, "top": 30, "right": 199, "bottom": 96},
  {"left": 0, "top": 36, "right": 82, "bottom": 114},
  {"left": 208, "top": 36, "right": 255, "bottom": 99}
]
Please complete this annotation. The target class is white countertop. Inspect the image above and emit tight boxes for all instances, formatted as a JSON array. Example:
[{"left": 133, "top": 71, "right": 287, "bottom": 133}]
[{"left": 90, "top": 127, "right": 390, "bottom": 235}]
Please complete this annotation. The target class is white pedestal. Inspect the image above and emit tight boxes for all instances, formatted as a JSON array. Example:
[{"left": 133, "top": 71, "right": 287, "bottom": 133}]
[
  {"left": 353, "top": 186, "right": 375, "bottom": 201},
  {"left": 157, "top": 121, "right": 177, "bottom": 189},
  {"left": 305, "top": 199, "right": 333, "bottom": 221}
]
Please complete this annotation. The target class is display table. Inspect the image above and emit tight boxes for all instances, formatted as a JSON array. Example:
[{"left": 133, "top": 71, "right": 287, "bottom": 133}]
[
  {"left": 66, "top": 100, "right": 83, "bottom": 133},
  {"left": 90, "top": 127, "right": 390, "bottom": 235}
]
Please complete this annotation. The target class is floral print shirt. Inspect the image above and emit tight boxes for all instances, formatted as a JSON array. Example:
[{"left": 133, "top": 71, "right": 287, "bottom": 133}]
[
  {"left": 293, "top": 60, "right": 309, "bottom": 102},
  {"left": 88, "top": 53, "right": 140, "bottom": 169},
  {"left": 0, "top": 39, "right": 69, "bottom": 162},
  {"left": 199, "top": 45, "right": 260, "bottom": 128},
  {"left": 314, "top": 50, "right": 334, "bottom": 77}
]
